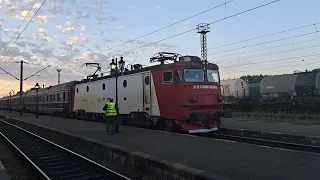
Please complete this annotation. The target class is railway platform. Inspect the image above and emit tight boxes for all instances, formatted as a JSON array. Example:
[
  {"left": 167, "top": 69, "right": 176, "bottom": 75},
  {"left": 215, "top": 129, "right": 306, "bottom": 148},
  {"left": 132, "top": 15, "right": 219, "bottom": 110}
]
[
  {"left": 1, "top": 110, "right": 320, "bottom": 180},
  {"left": 222, "top": 118, "right": 320, "bottom": 136},
  {"left": 0, "top": 161, "right": 10, "bottom": 180}
]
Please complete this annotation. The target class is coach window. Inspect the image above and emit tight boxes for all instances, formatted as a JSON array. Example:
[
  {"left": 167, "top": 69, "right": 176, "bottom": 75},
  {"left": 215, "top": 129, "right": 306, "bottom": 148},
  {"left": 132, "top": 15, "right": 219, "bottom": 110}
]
[
  {"left": 53, "top": 94, "right": 56, "bottom": 102},
  {"left": 50, "top": 95, "right": 52, "bottom": 102},
  {"left": 57, "top": 94, "right": 60, "bottom": 101},
  {"left": 63, "top": 92, "right": 66, "bottom": 101},
  {"left": 174, "top": 70, "right": 182, "bottom": 83},
  {"left": 162, "top": 71, "right": 173, "bottom": 84}
]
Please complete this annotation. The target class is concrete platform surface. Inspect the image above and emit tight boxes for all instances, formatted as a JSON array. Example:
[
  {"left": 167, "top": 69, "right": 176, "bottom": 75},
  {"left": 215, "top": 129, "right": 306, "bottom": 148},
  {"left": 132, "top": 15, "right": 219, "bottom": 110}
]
[
  {"left": 222, "top": 118, "right": 320, "bottom": 137},
  {"left": 0, "top": 160, "right": 10, "bottom": 180},
  {"left": 1, "top": 110, "right": 320, "bottom": 180}
]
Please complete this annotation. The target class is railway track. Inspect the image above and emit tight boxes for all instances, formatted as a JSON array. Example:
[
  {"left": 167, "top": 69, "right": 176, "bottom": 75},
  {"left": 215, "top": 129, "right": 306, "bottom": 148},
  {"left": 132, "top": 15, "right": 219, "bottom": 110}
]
[
  {"left": 0, "top": 119, "right": 132, "bottom": 180},
  {"left": 203, "top": 130, "right": 320, "bottom": 154}
]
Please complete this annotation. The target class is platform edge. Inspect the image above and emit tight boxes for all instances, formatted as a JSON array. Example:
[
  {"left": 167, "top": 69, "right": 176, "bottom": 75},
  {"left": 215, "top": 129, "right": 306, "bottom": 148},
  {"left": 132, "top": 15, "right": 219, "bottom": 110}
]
[{"left": 1, "top": 114, "right": 230, "bottom": 180}]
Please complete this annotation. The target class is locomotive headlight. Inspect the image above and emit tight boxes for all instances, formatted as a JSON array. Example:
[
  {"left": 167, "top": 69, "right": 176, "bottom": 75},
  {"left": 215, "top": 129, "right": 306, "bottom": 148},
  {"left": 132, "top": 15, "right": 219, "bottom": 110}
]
[
  {"left": 188, "top": 96, "right": 198, "bottom": 103},
  {"left": 217, "top": 95, "right": 223, "bottom": 102}
]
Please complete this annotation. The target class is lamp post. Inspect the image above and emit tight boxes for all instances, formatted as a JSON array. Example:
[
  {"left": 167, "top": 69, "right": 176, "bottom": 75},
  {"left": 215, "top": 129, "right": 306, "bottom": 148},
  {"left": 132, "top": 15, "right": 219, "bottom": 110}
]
[
  {"left": 109, "top": 57, "right": 125, "bottom": 110},
  {"left": 35, "top": 83, "right": 40, "bottom": 118},
  {"left": 9, "top": 91, "right": 11, "bottom": 113}
]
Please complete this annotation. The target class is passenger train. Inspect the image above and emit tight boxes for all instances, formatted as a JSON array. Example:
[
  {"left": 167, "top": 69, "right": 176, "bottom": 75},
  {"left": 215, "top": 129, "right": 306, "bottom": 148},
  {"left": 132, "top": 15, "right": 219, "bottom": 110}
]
[{"left": 0, "top": 52, "right": 224, "bottom": 133}]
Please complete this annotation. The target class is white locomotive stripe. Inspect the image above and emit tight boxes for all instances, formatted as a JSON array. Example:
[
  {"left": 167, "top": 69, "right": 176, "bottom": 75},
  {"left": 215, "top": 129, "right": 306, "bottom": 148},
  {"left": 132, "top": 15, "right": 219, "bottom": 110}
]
[{"left": 188, "top": 127, "right": 218, "bottom": 133}]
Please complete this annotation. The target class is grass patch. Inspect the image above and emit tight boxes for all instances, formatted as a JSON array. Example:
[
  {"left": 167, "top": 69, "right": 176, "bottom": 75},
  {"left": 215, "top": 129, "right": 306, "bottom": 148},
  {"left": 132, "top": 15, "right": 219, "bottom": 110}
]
[{"left": 232, "top": 111, "right": 320, "bottom": 125}]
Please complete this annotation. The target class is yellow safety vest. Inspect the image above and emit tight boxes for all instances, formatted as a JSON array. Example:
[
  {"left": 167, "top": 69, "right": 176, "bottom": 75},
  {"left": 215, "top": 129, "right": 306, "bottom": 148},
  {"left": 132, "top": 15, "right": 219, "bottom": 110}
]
[{"left": 105, "top": 102, "right": 118, "bottom": 116}]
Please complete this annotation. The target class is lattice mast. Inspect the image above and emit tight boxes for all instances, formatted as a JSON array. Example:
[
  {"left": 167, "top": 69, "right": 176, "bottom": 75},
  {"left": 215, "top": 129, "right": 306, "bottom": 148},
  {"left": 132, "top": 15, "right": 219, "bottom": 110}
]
[{"left": 196, "top": 23, "right": 210, "bottom": 63}]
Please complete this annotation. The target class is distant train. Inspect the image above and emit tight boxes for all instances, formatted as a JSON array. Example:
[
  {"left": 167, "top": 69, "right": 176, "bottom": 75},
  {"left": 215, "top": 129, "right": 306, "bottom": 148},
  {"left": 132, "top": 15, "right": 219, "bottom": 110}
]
[
  {"left": 0, "top": 52, "right": 224, "bottom": 133},
  {"left": 220, "top": 69, "right": 320, "bottom": 112}
]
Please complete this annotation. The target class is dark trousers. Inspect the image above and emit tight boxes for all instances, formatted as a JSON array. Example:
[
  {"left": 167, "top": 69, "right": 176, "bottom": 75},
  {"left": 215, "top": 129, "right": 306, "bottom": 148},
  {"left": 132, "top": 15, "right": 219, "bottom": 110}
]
[{"left": 106, "top": 116, "right": 116, "bottom": 135}]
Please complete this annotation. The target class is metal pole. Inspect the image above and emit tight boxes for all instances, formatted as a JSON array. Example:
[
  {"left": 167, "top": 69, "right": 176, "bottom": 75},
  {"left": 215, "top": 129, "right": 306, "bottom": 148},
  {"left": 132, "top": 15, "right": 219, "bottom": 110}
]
[
  {"left": 9, "top": 94, "right": 11, "bottom": 113},
  {"left": 36, "top": 88, "right": 38, "bottom": 118},
  {"left": 57, "top": 69, "right": 61, "bottom": 85},
  {"left": 115, "top": 58, "right": 118, "bottom": 110},
  {"left": 19, "top": 60, "right": 23, "bottom": 115}
]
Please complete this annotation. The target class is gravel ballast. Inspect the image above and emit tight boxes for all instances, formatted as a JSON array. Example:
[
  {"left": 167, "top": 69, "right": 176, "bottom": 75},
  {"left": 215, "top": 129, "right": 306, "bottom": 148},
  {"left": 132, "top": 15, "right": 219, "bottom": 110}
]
[
  {"left": 2, "top": 118, "right": 163, "bottom": 180},
  {"left": 0, "top": 134, "right": 42, "bottom": 180}
]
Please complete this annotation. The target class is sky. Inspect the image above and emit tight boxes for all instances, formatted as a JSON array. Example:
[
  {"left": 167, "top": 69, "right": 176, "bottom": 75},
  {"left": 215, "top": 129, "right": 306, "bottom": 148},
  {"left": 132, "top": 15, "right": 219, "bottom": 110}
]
[{"left": 0, "top": 0, "right": 320, "bottom": 96}]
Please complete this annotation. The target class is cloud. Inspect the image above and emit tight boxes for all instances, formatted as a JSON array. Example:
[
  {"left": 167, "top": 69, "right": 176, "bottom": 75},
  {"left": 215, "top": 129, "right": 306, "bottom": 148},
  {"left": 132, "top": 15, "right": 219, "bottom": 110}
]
[
  {"left": 80, "top": 25, "right": 86, "bottom": 31},
  {"left": 56, "top": 25, "right": 62, "bottom": 29},
  {"left": 184, "top": 21, "right": 190, "bottom": 25},
  {"left": 62, "top": 27, "right": 76, "bottom": 34},
  {"left": 156, "top": 6, "right": 160, "bottom": 9},
  {"left": 45, "top": 37, "right": 52, "bottom": 43},
  {"left": 128, "top": 5, "right": 135, "bottom": 9},
  {"left": 21, "top": 10, "right": 33, "bottom": 18},
  {"left": 37, "top": 15, "right": 48, "bottom": 23},
  {"left": 38, "top": 28, "right": 48, "bottom": 33},
  {"left": 30, "top": 48, "right": 54, "bottom": 57},
  {"left": 116, "top": 26, "right": 124, "bottom": 29},
  {"left": 33, "top": 3, "right": 41, "bottom": 9}
]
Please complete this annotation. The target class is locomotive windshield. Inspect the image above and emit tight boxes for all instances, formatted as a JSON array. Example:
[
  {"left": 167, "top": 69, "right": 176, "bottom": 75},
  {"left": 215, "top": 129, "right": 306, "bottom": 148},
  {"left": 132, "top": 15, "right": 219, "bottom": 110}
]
[
  {"left": 207, "top": 69, "right": 219, "bottom": 83},
  {"left": 184, "top": 69, "right": 205, "bottom": 82}
]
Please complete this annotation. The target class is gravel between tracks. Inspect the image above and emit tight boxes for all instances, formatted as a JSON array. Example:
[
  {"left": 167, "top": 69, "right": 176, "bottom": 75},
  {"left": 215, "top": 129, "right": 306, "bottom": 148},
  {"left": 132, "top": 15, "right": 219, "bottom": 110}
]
[
  {"left": 0, "top": 134, "right": 42, "bottom": 180},
  {"left": 3, "top": 118, "right": 163, "bottom": 180}
]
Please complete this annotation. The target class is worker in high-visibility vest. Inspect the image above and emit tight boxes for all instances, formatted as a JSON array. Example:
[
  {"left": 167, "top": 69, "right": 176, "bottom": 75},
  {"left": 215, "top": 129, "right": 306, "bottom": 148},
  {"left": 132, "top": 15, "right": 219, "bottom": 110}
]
[{"left": 103, "top": 98, "right": 118, "bottom": 135}]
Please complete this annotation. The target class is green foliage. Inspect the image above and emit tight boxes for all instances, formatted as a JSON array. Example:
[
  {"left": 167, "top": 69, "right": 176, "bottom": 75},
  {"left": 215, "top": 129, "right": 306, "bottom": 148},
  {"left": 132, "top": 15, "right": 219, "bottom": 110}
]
[{"left": 240, "top": 74, "right": 269, "bottom": 83}]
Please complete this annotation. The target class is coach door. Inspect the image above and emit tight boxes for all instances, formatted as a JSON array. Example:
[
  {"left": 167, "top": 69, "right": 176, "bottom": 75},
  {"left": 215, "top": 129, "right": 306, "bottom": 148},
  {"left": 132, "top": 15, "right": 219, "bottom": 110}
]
[{"left": 143, "top": 72, "right": 151, "bottom": 115}]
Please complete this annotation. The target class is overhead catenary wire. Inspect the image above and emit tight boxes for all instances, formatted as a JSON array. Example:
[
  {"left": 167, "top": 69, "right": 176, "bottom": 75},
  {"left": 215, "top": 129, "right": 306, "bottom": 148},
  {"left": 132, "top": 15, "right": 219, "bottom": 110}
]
[
  {"left": 120, "top": 0, "right": 281, "bottom": 55},
  {"left": 0, "top": 0, "right": 47, "bottom": 80},
  {"left": 207, "top": 22, "right": 320, "bottom": 51},
  {"left": 0, "top": 0, "right": 38, "bottom": 61},
  {"left": 208, "top": 31, "right": 319, "bottom": 56},
  {"left": 92, "top": 0, "right": 234, "bottom": 57},
  {"left": 0, "top": 85, "right": 10, "bottom": 92},
  {"left": 221, "top": 53, "right": 320, "bottom": 68},
  {"left": 238, "top": 61, "right": 320, "bottom": 77},
  {"left": 237, "top": 57, "right": 320, "bottom": 73},
  {"left": 0, "top": 0, "right": 47, "bottom": 63},
  {"left": 216, "top": 42, "right": 320, "bottom": 64},
  {"left": 222, "top": 60, "right": 320, "bottom": 79},
  {"left": 213, "top": 37, "right": 320, "bottom": 60},
  {"left": 24, "top": 65, "right": 51, "bottom": 81}
]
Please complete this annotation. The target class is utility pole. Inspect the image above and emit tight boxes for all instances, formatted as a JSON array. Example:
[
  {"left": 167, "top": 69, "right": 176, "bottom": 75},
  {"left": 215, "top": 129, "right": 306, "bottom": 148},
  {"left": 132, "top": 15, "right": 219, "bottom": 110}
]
[
  {"left": 57, "top": 69, "right": 61, "bottom": 85},
  {"left": 196, "top": 23, "right": 210, "bottom": 63},
  {"left": 17, "top": 60, "right": 28, "bottom": 116},
  {"left": 1, "top": 61, "right": 50, "bottom": 116}
]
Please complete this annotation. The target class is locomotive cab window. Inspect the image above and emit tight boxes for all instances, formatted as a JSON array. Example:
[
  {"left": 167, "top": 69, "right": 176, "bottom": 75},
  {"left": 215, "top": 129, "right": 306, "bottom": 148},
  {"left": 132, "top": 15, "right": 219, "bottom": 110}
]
[
  {"left": 174, "top": 70, "right": 182, "bottom": 83},
  {"left": 163, "top": 71, "right": 173, "bottom": 84},
  {"left": 207, "top": 69, "right": 219, "bottom": 83},
  {"left": 184, "top": 69, "right": 204, "bottom": 82}
]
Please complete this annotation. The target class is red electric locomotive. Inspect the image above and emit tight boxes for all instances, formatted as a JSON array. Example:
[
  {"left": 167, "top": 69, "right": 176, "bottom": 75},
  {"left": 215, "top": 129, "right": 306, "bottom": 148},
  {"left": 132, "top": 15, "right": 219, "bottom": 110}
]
[{"left": 73, "top": 52, "right": 224, "bottom": 133}]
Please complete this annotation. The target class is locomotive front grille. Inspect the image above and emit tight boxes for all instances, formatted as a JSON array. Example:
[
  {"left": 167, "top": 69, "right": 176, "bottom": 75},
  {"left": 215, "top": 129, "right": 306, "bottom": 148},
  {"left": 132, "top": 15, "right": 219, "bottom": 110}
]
[{"left": 189, "top": 112, "right": 212, "bottom": 129}]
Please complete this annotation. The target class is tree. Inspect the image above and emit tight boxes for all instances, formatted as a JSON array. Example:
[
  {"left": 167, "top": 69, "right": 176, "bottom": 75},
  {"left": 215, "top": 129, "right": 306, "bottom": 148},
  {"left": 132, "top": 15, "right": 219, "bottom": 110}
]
[{"left": 240, "top": 74, "right": 269, "bottom": 83}]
